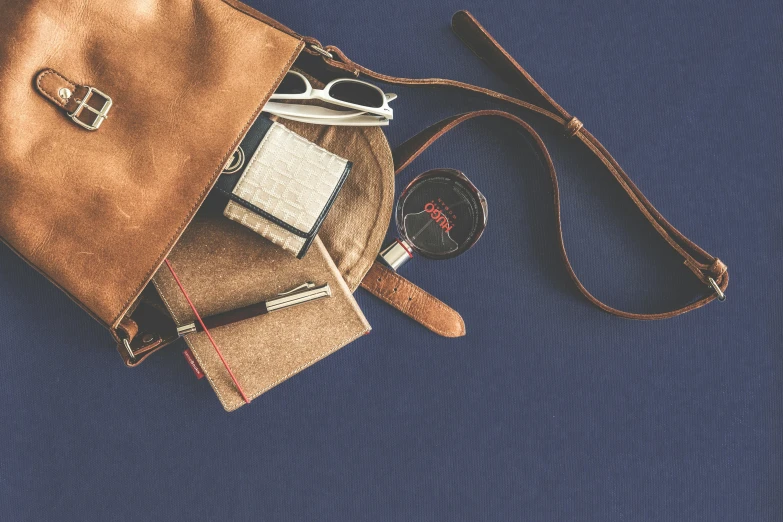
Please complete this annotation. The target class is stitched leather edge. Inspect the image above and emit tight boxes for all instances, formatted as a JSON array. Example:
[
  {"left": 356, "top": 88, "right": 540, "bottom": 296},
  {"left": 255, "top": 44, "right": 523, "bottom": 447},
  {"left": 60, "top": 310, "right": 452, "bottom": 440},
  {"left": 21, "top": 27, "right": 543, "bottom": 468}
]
[
  {"left": 361, "top": 262, "right": 466, "bottom": 337},
  {"left": 35, "top": 69, "right": 76, "bottom": 108}
]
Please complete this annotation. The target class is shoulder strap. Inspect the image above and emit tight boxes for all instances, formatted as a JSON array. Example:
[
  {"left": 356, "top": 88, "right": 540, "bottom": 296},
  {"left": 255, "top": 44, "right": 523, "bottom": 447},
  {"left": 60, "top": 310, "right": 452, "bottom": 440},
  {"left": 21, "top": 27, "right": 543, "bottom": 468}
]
[{"left": 307, "top": 11, "right": 728, "bottom": 319}]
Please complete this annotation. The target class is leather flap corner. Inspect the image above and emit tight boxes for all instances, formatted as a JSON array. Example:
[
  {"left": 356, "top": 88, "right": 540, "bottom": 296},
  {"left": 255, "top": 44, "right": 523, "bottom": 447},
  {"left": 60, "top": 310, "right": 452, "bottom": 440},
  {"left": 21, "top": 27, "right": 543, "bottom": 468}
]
[{"left": 0, "top": 0, "right": 304, "bottom": 328}]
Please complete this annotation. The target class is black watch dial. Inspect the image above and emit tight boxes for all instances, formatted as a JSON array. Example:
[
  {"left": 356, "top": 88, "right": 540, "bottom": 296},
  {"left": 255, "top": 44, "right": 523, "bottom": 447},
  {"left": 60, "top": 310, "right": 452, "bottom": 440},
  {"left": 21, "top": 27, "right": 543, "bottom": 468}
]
[{"left": 396, "top": 169, "right": 488, "bottom": 260}]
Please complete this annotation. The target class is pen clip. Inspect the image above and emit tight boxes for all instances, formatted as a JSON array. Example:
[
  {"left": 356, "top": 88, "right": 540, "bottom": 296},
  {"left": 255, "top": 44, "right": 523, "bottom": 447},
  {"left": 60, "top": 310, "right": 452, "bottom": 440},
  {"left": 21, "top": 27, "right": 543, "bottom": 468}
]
[{"left": 278, "top": 282, "right": 315, "bottom": 296}]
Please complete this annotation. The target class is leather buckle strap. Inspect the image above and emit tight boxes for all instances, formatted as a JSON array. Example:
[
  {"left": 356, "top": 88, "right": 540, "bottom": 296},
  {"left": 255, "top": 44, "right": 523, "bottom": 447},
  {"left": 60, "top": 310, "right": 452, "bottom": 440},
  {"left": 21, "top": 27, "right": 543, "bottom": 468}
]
[
  {"left": 35, "top": 69, "right": 112, "bottom": 131},
  {"left": 361, "top": 262, "right": 466, "bottom": 337}
]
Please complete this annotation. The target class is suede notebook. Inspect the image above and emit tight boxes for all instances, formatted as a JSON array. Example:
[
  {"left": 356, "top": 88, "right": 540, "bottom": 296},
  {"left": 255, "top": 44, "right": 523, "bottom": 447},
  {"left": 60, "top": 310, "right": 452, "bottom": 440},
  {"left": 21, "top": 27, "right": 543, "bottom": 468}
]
[{"left": 152, "top": 216, "right": 370, "bottom": 411}]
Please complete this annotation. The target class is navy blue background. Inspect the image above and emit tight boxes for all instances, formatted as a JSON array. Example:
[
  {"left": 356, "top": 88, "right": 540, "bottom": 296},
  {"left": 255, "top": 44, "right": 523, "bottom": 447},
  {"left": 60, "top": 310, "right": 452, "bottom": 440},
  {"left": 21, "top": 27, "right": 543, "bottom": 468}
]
[{"left": 1, "top": 1, "right": 780, "bottom": 520}]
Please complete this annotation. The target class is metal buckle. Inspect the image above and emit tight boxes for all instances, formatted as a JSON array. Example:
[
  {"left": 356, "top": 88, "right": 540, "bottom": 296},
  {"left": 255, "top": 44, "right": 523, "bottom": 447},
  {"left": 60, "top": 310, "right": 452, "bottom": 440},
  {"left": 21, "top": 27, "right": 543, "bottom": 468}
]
[
  {"left": 707, "top": 277, "right": 726, "bottom": 302},
  {"left": 122, "top": 338, "right": 136, "bottom": 361},
  {"left": 176, "top": 324, "right": 197, "bottom": 337},
  {"left": 310, "top": 44, "right": 334, "bottom": 60},
  {"left": 69, "top": 86, "right": 112, "bottom": 131}
]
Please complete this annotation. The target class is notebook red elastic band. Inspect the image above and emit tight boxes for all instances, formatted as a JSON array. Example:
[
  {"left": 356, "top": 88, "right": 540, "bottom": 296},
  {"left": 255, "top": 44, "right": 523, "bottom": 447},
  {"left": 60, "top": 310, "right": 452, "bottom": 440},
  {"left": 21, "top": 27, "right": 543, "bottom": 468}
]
[{"left": 164, "top": 259, "right": 250, "bottom": 404}]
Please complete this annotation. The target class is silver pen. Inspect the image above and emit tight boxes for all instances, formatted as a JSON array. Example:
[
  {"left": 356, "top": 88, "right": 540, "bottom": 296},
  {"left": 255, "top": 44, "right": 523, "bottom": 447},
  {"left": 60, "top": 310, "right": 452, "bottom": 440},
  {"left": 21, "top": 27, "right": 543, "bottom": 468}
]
[{"left": 176, "top": 282, "right": 331, "bottom": 336}]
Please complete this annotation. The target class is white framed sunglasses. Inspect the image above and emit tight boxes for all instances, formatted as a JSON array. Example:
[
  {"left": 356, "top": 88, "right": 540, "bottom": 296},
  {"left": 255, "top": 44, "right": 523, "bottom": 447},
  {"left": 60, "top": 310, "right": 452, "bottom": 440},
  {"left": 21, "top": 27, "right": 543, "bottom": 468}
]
[
  {"left": 270, "top": 70, "right": 395, "bottom": 120},
  {"left": 263, "top": 101, "right": 390, "bottom": 126}
]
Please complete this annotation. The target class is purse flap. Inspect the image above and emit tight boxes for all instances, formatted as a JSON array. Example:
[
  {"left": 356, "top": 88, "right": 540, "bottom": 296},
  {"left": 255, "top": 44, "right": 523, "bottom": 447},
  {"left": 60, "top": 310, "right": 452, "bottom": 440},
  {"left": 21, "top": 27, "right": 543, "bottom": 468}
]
[{"left": 0, "top": 0, "right": 303, "bottom": 327}]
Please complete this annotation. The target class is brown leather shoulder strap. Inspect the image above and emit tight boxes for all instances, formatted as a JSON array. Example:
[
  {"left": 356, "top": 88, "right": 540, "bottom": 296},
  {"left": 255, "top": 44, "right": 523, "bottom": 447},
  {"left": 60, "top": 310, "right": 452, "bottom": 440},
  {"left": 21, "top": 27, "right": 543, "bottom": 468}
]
[
  {"left": 391, "top": 110, "right": 726, "bottom": 319},
  {"left": 317, "top": 11, "right": 728, "bottom": 319}
]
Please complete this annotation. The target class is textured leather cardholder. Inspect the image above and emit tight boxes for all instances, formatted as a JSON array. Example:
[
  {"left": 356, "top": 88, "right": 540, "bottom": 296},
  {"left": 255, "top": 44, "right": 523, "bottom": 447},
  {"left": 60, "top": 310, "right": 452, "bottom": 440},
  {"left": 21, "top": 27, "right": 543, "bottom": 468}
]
[{"left": 215, "top": 115, "right": 352, "bottom": 258}]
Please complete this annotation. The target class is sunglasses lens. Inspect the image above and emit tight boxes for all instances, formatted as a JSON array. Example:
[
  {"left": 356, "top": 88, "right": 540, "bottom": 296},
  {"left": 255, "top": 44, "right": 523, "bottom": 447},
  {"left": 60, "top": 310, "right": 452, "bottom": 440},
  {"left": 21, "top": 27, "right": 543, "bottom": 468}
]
[
  {"left": 329, "top": 81, "right": 385, "bottom": 108},
  {"left": 275, "top": 73, "right": 308, "bottom": 95}
]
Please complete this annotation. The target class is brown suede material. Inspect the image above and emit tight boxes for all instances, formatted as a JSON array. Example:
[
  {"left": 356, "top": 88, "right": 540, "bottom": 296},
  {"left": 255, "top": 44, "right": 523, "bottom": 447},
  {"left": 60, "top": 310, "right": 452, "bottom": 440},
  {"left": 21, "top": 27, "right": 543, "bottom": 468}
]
[
  {"left": 152, "top": 217, "right": 370, "bottom": 411},
  {"left": 0, "top": 0, "right": 303, "bottom": 327}
]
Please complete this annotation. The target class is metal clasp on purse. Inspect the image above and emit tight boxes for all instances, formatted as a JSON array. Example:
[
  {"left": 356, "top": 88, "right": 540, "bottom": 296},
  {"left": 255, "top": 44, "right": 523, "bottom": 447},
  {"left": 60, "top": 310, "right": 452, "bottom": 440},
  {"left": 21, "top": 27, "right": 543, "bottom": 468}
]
[{"left": 69, "top": 86, "right": 113, "bottom": 131}]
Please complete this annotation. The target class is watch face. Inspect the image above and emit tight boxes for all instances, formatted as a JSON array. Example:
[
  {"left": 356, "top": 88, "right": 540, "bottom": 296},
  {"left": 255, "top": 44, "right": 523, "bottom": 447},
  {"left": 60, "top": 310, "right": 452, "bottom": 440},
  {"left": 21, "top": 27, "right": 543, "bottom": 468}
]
[{"left": 396, "top": 169, "right": 488, "bottom": 260}]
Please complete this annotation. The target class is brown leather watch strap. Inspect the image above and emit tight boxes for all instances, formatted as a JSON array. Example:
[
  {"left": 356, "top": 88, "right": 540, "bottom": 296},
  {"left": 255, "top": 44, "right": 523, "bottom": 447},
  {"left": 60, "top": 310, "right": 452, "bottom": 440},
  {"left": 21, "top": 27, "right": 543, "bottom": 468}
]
[
  {"left": 361, "top": 261, "right": 466, "bottom": 337},
  {"left": 322, "top": 11, "right": 727, "bottom": 320}
]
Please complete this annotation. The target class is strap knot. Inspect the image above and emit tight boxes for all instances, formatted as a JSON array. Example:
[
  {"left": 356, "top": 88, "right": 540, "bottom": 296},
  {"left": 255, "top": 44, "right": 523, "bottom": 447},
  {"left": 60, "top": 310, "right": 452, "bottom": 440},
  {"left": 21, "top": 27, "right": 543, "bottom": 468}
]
[
  {"left": 565, "top": 117, "right": 583, "bottom": 137},
  {"left": 709, "top": 258, "right": 727, "bottom": 278}
]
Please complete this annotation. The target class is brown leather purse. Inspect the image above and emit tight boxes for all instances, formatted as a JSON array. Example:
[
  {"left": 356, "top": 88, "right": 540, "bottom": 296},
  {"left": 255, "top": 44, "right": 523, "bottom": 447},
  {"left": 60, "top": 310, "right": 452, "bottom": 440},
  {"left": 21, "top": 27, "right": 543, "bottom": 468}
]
[
  {"left": 0, "top": 2, "right": 728, "bottom": 369},
  {"left": 0, "top": 2, "right": 298, "bottom": 328},
  {"left": 0, "top": 0, "right": 396, "bottom": 368}
]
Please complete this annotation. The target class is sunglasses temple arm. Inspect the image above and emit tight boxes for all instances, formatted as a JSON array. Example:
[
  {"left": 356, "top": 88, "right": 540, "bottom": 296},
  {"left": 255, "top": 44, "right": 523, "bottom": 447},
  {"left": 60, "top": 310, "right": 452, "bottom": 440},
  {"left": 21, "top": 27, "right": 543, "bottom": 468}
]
[{"left": 266, "top": 112, "right": 390, "bottom": 127}]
